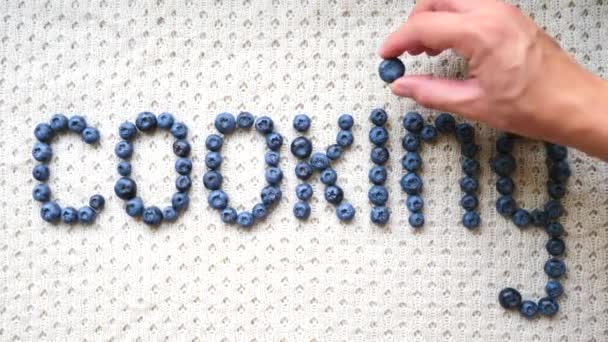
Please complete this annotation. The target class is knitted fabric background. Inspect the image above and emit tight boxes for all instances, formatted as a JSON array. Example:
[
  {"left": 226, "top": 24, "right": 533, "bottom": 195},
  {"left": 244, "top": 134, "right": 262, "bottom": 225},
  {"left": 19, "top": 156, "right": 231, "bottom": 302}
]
[{"left": 1, "top": 0, "right": 607, "bottom": 340}]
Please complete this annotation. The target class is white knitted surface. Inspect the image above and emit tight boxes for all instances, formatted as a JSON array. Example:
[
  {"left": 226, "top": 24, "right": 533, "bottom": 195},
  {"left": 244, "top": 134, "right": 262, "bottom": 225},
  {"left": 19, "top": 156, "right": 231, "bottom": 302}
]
[{"left": 1, "top": 0, "right": 607, "bottom": 341}]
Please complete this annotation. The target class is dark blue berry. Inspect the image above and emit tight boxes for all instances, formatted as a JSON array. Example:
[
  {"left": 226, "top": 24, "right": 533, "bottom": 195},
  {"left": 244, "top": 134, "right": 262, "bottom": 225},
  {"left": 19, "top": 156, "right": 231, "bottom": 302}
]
[
  {"left": 214, "top": 113, "right": 236, "bottom": 134},
  {"left": 125, "top": 197, "right": 144, "bottom": 217},
  {"left": 82, "top": 127, "right": 100, "bottom": 144},
  {"left": 326, "top": 144, "right": 343, "bottom": 160},
  {"left": 68, "top": 115, "right": 87, "bottom": 133},
  {"left": 221, "top": 207, "right": 238, "bottom": 223},
  {"left": 545, "top": 222, "right": 564, "bottom": 238},
  {"left": 546, "top": 238, "right": 566, "bottom": 256},
  {"left": 546, "top": 143, "right": 567, "bottom": 162},
  {"left": 490, "top": 153, "right": 516, "bottom": 176},
  {"left": 260, "top": 185, "right": 282, "bottom": 206},
  {"left": 519, "top": 300, "right": 538, "bottom": 318},
  {"left": 89, "top": 194, "right": 105, "bottom": 211},
  {"left": 406, "top": 195, "right": 424, "bottom": 212},
  {"left": 293, "top": 201, "right": 311, "bottom": 220},
  {"left": 265, "top": 151, "right": 280, "bottom": 167},
  {"left": 255, "top": 116, "right": 274, "bottom": 134},
  {"left": 163, "top": 206, "right": 178, "bottom": 221},
  {"left": 208, "top": 190, "right": 229, "bottom": 210},
  {"left": 408, "top": 213, "right": 424, "bottom": 228},
  {"left": 400, "top": 173, "right": 423, "bottom": 195},
  {"left": 531, "top": 209, "right": 548, "bottom": 227},
  {"left": 512, "top": 208, "right": 532, "bottom": 228},
  {"left": 170, "top": 122, "right": 188, "bottom": 139},
  {"left": 205, "top": 134, "right": 223, "bottom": 151},
  {"left": 237, "top": 211, "right": 254, "bottom": 227},
  {"left": 290, "top": 137, "right": 313, "bottom": 159},
  {"left": 34, "top": 123, "right": 54, "bottom": 142},
  {"left": 175, "top": 175, "right": 192, "bottom": 192},
  {"left": 368, "top": 166, "right": 387, "bottom": 185},
  {"left": 495, "top": 134, "right": 515, "bottom": 154},
  {"left": 498, "top": 287, "right": 522, "bottom": 309},
  {"left": 460, "top": 195, "right": 478, "bottom": 211},
  {"left": 296, "top": 183, "right": 313, "bottom": 201},
  {"left": 142, "top": 206, "right": 163, "bottom": 226},
  {"left": 459, "top": 176, "right": 478, "bottom": 194},
  {"left": 420, "top": 125, "right": 438, "bottom": 142},
  {"left": 172, "top": 139, "right": 191, "bottom": 157},
  {"left": 549, "top": 161, "right": 571, "bottom": 182},
  {"left": 237, "top": 112, "right": 255, "bottom": 129},
  {"left": 336, "top": 202, "right": 355, "bottom": 221},
  {"left": 545, "top": 280, "right": 563, "bottom": 298},
  {"left": 336, "top": 130, "right": 354, "bottom": 147},
  {"left": 537, "top": 297, "right": 559, "bottom": 316},
  {"left": 402, "top": 152, "right": 422, "bottom": 172},
  {"left": 320, "top": 168, "right": 337, "bottom": 185},
  {"left": 369, "top": 108, "right": 388, "bottom": 126},
  {"left": 370, "top": 206, "right": 390, "bottom": 225},
  {"left": 544, "top": 258, "right": 566, "bottom": 278},
  {"left": 496, "top": 196, "right": 516, "bottom": 216},
  {"left": 78, "top": 206, "right": 96, "bottom": 223},
  {"left": 40, "top": 201, "right": 61, "bottom": 222},
  {"left": 293, "top": 114, "right": 311, "bottom": 132},
  {"left": 205, "top": 152, "right": 222, "bottom": 170},
  {"left": 461, "top": 158, "right": 479, "bottom": 176},
  {"left": 114, "top": 141, "right": 133, "bottom": 159},
  {"left": 378, "top": 58, "right": 405, "bottom": 83},
  {"left": 175, "top": 158, "right": 192, "bottom": 175},
  {"left": 369, "top": 126, "right": 389, "bottom": 146},
  {"left": 114, "top": 177, "right": 137, "bottom": 200},
  {"left": 50, "top": 114, "right": 69, "bottom": 132},
  {"left": 544, "top": 199, "right": 563, "bottom": 220},
  {"left": 32, "top": 142, "right": 53, "bottom": 162},
  {"left": 171, "top": 192, "right": 189, "bottom": 211},
  {"left": 32, "top": 165, "right": 50, "bottom": 181},
  {"left": 547, "top": 181, "right": 566, "bottom": 199},
  {"left": 117, "top": 161, "right": 132, "bottom": 176},
  {"left": 368, "top": 185, "right": 388, "bottom": 205},
  {"left": 496, "top": 177, "right": 514, "bottom": 195},
  {"left": 402, "top": 133, "right": 420, "bottom": 152},
  {"left": 157, "top": 112, "right": 175, "bottom": 129},
  {"left": 61, "top": 207, "right": 78, "bottom": 224},
  {"left": 462, "top": 211, "right": 480, "bottom": 229},
  {"left": 33, "top": 184, "right": 51, "bottom": 202},
  {"left": 338, "top": 114, "right": 354, "bottom": 130},
  {"left": 203, "top": 171, "right": 223, "bottom": 190},
  {"left": 266, "top": 132, "right": 283, "bottom": 151},
  {"left": 135, "top": 112, "right": 157, "bottom": 131},
  {"left": 434, "top": 113, "right": 455, "bottom": 134},
  {"left": 265, "top": 167, "right": 283, "bottom": 185},
  {"left": 455, "top": 123, "right": 475, "bottom": 143},
  {"left": 295, "top": 162, "right": 314, "bottom": 180},
  {"left": 252, "top": 203, "right": 268, "bottom": 220},
  {"left": 461, "top": 143, "right": 479, "bottom": 158},
  {"left": 310, "top": 152, "right": 330, "bottom": 171},
  {"left": 324, "top": 185, "right": 344, "bottom": 204},
  {"left": 371, "top": 146, "right": 389, "bottom": 165},
  {"left": 403, "top": 112, "right": 424, "bottom": 133},
  {"left": 119, "top": 121, "right": 137, "bottom": 140}
]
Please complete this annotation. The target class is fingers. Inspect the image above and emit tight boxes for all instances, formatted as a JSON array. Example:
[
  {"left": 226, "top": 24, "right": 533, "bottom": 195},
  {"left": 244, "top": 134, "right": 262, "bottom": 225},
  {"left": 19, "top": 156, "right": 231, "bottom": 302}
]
[{"left": 410, "top": 0, "right": 480, "bottom": 16}]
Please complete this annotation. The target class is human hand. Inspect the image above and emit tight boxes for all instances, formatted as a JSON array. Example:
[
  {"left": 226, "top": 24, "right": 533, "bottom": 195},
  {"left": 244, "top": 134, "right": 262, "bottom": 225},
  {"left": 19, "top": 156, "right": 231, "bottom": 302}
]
[{"left": 379, "top": 0, "right": 608, "bottom": 160}]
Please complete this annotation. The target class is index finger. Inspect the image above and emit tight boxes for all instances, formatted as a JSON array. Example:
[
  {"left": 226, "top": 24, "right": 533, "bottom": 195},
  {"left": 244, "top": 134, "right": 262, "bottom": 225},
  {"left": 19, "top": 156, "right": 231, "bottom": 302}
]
[{"left": 410, "top": 0, "right": 481, "bottom": 16}]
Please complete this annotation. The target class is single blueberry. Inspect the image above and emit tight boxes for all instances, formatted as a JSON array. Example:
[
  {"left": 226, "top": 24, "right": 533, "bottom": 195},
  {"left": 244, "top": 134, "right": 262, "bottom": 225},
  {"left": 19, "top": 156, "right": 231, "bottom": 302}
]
[
  {"left": 265, "top": 167, "right": 283, "bottom": 185},
  {"left": 171, "top": 192, "right": 189, "bottom": 211},
  {"left": 32, "top": 142, "right": 53, "bottom": 162},
  {"left": 496, "top": 196, "right": 517, "bottom": 216},
  {"left": 260, "top": 185, "right": 282, "bottom": 206},
  {"left": 546, "top": 143, "right": 568, "bottom": 162},
  {"left": 221, "top": 207, "right": 238, "bottom": 223},
  {"left": 519, "top": 300, "right": 538, "bottom": 318},
  {"left": 368, "top": 166, "right": 387, "bottom": 185},
  {"left": 117, "top": 161, "right": 132, "bottom": 176},
  {"left": 378, "top": 58, "right": 405, "bottom": 83},
  {"left": 296, "top": 183, "right": 313, "bottom": 201},
  {"left": 403, "top": 112, "right": 424, "bottom": 133},
  {"left": 371, "top": 146, "right": 389, "bottom": 165},
  {"left": 408, "top": 213, "right": 425, "bottom": 228},
  {"left": 490, "top": 153, "right": 516, "bottom": 177},
  {"left": 255, "top": 116, "right": 274, "bottom": 134},
  {"left": 338, "top": 114, "right": 354, "bottom": 130},
  {"left": 163, "top": 206, "right": 178, "bottom": 221},
  {"left": 545, "top": 280, "right": 564, "bottom": 298},
  {"left": 208, "top": 190, "right": 229, "bottom": 210},
  {"left": 142, "top": 206, "right": 163, "bottom": 226},
  {"left": 78, "top": 206, "right": 96, "bottom": 223},
  {"left": 82, "top": 127, "right": 100, "bottom": 144},
  {"left": 406, "top": 195, "right": 424, "bottom": 212},
  {"left": 461, "top": 158, "right": 480, "bottom": 176},
  {"left": 324, "top": 185, "right": 344, "bottom": 204},
  {"left": 369, "top": 108, "right": 388, "bottom": 126},
  {"left": 295, "top": 162, "right": 314, "bottom": 180},
  {"left": 531, "top": 209, "right": 549, "bottom": 227},
  {"left": 237, "top": 211, "right": 254, "bottom": 228},
  {"left": 326, "top": 144, "right": 343, "bottom": 160},
  {"left": 50, "top": 114, "right": 69, "bottom": 132},
  {"left": 369, "top": 126, "right": 389, "bottom": 146},
  {"left": 237, "top": 112, "right": 255, "bottom": 129},
  {"left": 496, "top": 134, "right": 514, "bottom": 153},
  {"left": 114, "top": 141, "right": 133, "bottom": 159},
  {"left": 420, "top": 125, "right": 438, "bottom": 142},
  {"left": 455, "top": 123, "right": 475, "bottom": 143},
  {"left": 125, "top": 197, "right": 144, "bottom": 217},
  {"left": 203, "top": 171, "right": 223, "bottom": 190},
  {"left": 371, "top": 206, "right": 390, "bottom": 225},
  {"left": 290, "top": 137, "right": 313, "bottom": 159},
  {"left": 89, "top": 194, "right": 105, "bottom": 211},
  {"left": 310, "top": 152, "right": 330, "bottom": 171},
  {"left": 498, "top": 287, "right": 522, "bottom": 309},
  {"left": 293, "top": 201, "right": 311, "bottom": 220},
  {"left": 547, "top": 180, "right": 566, "bottom": 199},
  {"left": 402, "top": 152, "right": 422, "bottom": 172},
  {"left": 320, "top": 168, "right": 338, "bottom": 185},
  {"left": 434, "top": 113, "right": 456, "bottom": 134},
  {"left": 512, "top": 208, "right": 532, "bottom": 228},
  {"left": 545, "top": 222, "right": 564, "bottom": 238},
  {"left": 40, "top": 201, "right": 61, "bottom": 222},
  {"left": 544, "top": 199, "right": 564, "bottom": 220},
  {"left": 460, "top": 194, "right": 478, "bottom": 211},
  {"left": 459, "top": 176, "right": 478, "bottom": 194},
  {"left": 119, "top": 121, "right": 137, "bottom": 140},
  {"left": 462, "top": 211, "right": 480, "bottom": 229},
  {"left": 34, "top": 123, "right": 54, "bottom": 142},
  {"left": 265, "top": 151, "right": 280, "bottom": 167},
  {"left": 205, "top": 152, "right": 223, "bottom": 170},
  {"left": 537, "top": 297, "right": 559, "bottom": 317},
  {"left": 170, "top": 122, "right": 188, "bottom": 139},
  {"left": 496, "top": 177, "right": 514, "bottom": 195},
  {"left": 157, "top": 112, "right": 175, "bottom": 129},
  {"left": 205, "top": 134, "right": 224, "bottom": 151},
  {"left": 32, "top": 164, "right": 50, "bottom": 181},
  {"left": 33, "top": 183, "right": 51, "bottom": 202},
  {"left": 114, "top": 177, "right": 137, "bottom": 200},
  {"left": 400, "top": 172, "right": 423, "bottom": 195},
  {"left": 336, "top": 202, "right": 355, "bottom": 221},
  {"left": 544, "top": 258, "right": 566, "bottom": 278},
  {"left": 61, "top": 207, "right": 78, "bottom": 224},
  {"left": 135, "top": 112, "right": 157, "bottom": 131},
  {"left": 402, "top": 133, "right": 420, "bottom": 152},
  {"left": 461, "top": 143, "right": 479, "bottom": 158},
  {"left": 173, "top": 139, "right": 191, "bottom": 157},
  {"left": 175, "top": 158, "right": 193, "bottom": 175},
  {"left": 266, "top": 132, "right": 283, "bottom": 151},
  {"left": 368, "top": 185, "right": 389, "bottom": 206},
  {"left": 252, "top": 203, "right": 268, "bottom": 220},
  {"left": 546, "top": 238, "right": 566, "bottom": 256},
  {"left": 549, "top": 160, "right": 571, "bottom": 182},
  {"left": 68, "top": 115, "right": 87, "bottom": 133},
  {"left": 293, "top": 114, "right": 311, "bottom": 132},
  {"left": 175, "top": 175, "right": 192, "bottom": 192},
  {"left": 336, "top": 130, "right": 354, "bottom": 147}
]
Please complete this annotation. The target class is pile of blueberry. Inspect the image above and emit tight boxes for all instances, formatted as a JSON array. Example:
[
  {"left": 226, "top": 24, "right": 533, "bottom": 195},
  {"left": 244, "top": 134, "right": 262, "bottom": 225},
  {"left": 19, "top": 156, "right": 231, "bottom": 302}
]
[
  {"left": 368, "top": 108, "right": 391, "bottom": 225},
  {"left": 114, "top": 112, "right": 192, "bottom": 226},
  {"left": 401, "top": 112, "right": 481, "bottom": 229},
  {"left": 204, "top": 112, "right": 283, "bottom": 228},
  {"left": 290, "top": 114, "right": 356, "bottom": 221},
  {"left": 32, "top": 114, "right": 105, "bottom": 224},
  {"left": 493, "top": 136, "right": 570, "bottom": 318}
]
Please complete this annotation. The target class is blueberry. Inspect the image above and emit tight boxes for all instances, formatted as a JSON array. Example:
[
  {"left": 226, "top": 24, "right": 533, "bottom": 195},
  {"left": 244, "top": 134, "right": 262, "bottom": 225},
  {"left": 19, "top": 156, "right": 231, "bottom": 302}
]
[
  {"left": 496, "top": 134, "right": 514, "bottom": 153},
  {"left": 455, "top": 123, "right": 475, "bottom": 143},
  {"left": 78, "top": 206, "right": 96, "bottom": 223},
  {"left": 531, "top": 209, "right": 548, "bottom": 227},
  {"left": 293, "top": 201, "right": 311, "bottom": 220},
  {"left": 336, "top": 130, "right": 354, "bottom": 147},
  {"left": 537, "top": 297, "right": 559, "bottom": 316},
  {"left": 135, "top": 112, "right": 157, "bottom": 131},
  {"left": 295, "top": 162, "right": 314, "bottom": 180},
  {"left": 310, "top": 152, "right": 330, "bottom": 171},
  {"left": 32, "top": 165, "right": 50, "bottom": 181},
  {"left": 208, "top": 190, "right": 229, "bottom": 209},
  {"left": 434, "top": 113, "right": 456, "bottom": 134},
  {"left": 368, "top": 166, "right": 387, "bottom": 185},
  {"left": 175, "top": 175, "right": 192, "bottom": 192},
  {"left": 89, "top": 194, "right": 105, "bottom": 211},
  {"left": 496, "top": 196, "right": 516, "bottom": 216},
  {"left": 170, "top": 122, "right": 188, "bottom": 139},
  {"left": 326, "top": 144, "right": 343, "bottom": 160},
  {"left": 496, "top": 177, "right": 514, "bottom": 195},
  {"left": 290, "top": 137, "right": 313, "bottom": 159},
  {"left": 401, "top": 152, "right": 422, "bottom": 172},
  {"left": 544, "top": 258, "right": 566, "bottom": 278},
  {"left": 324, "top": 185, "right": 344, "bottom": 204},
  {"left": 293, "top": 114, "right": 311, "bottom": 132},
  {"left": 119, "top": 121, "right": 137, "bottom": 140},
  {"left": 460, "top": 194, "right": 478, "bottom": 211},
  {"left": 265, "top": 167, "right": 283, "bottom": 185},
  {"left": 157, "top": 112, "right": 175, "bottom": 129},
  {"left": 221, "top": 207, "right": 238, "bottom": 223},
  {"left": 459, "top": 176, "right": 478, "bottom": 194},
  {"left": 237, "top": 112, "right": 255, "bottom": 129},
  {"left": 461, "top": 158, "right": 479, "bottom": 176},
  {"left": 512, "top": 208, "right": 532, "bottom": 228},
  {"left": 255, "top": 116, "right": 274, "bottom": 134},
  {"left": 50, "top": 114, "right": 69, "bottom": 132},
  {"left": 175, "top": 158, "right": 193, "bottom": 175},
  {"left": 34, "top": 123, "right": 54, "bottom": 142},
  {"left": 171, "top": 192, "right": 189, "bottom": 211},
  {"left": 40, "top": 201, "right": 61, "bottom": 222},
  {"left": 462, "top": 211, "right": 480, "bottom": 229},
  {"left": 549, "top": 161, "right": 571, "bottom": 182},
  {"left": 114, "top": 141, "right": 133, "bottom": 159},
  {"left": 203, "top": 171, "right": 223, "bottom": 190},
  {"left": 406, "top": 195, "right": 424, "bottom": 212},
  {"left": 402, "top": 133, "right": 420, "bottom": 152},
  {"left": 237, "top": 211, "right": 254, "bottom": 227},
  {"left": 368, "top": 185, "right": 389, "bottom": 205},
  {"left": 547, "top": 181, "right": 566, "bottom": 199},
  {"left": 546, "top": 143, "right": 568, "bottom": 162},
  {"left": 260, "top": 185, "right": 282, "bottom": 206},
  {"left": 114, "top": 177, "right": 137, "bottom": 200},
  {"left": 117, "top": 161, "right": 132, "bottom": 176},
  {"left": 490, "top": 154, "right": 516, "bottom": 176},
  {"left": 544, "top": 199, "right": 563, "bottom": 220},
  {"left": 460, "top": 143, "right": 479, "bottom": 158},
  {"left": 546, "top": 238, "right": 566, "bottom": 256},
  {"left": 408, "top": 213, "right": 424, "bottom": 228},
  {"left": 266, "top": 132, "right": 283, "bottom": 151},
  {"left": 336, "top": 203, "right": 355, "bottom": 221},
  {"left": 371, "top": 206, "right": 390, "bottom": 225},
  {"left": 545, "top": 222, "right": 564, "bottom": 238},
  {"left": 403, "top": 112, "right": 424, "bottom": 133},
  {"left": 378, "top": 58, "right": 405, "bottom": 83},
  {"left": 369, "top": 108, "right": 388, "bottom": 126},
  {"left": 68, "top": 115, "right": 87, "bottom": 133},
  {"left": 32, "top": 142, "right": 53, "bottom": 162},
  {"left": 125, "top": 197, "right": 144, "bottom": 217},
  {"left": 420, "top": 125, "right": 438, "bottom": 142},
  {"left": 252, "top": 203, "right": 267, "bottom": 220},
  {"left": 400, "top": 173, "right": 423, "bottom": 195},
  {"left": 82, "top": 127, "right": 100, "bottom": 144},
  {"left": 61, "top": 207, "right": 79, "bottom": 224},
  {"left": 205, "top": 134, "right": 224, "bottom": 151},
  {"left": 519, "top": 300, "right": 538, "bottom": 318},
  {"left": 205, "top": 152, "right": 223, "bottom": 170},
  {"left": 33, "top": 184, "right": 51, "bottom": 202},
  {"left": 296, "top": 183, "right": 313, "bottom": 201},
  {"left": 498, "top": 287, "right": 522, "bottom": 309},
  {"left": 163, "top": 206, "right": 178, "bottom": 221},
  {"left": 319, "top": 168, "right": 337, "bottom": 185},
  {"left": 265, "top": 151, "right": 280, "bottom": 166},
  {"left": 545, "top": 280, "right": 564, "bottom": 298},
  {"left": 369, "top": 126, "right": 389, "bottom": 146},
  {"left": 338, "top": 114, "right": 354, "bottom": 130},
  {"left": 370, "top": 146, "right": 389, "bottom": 165},
  {"left": 172, "top": 139, "right": 191, "bottom": 157},
  {"left": 142, "top": 206, "right": 163, "bottom": 226}
]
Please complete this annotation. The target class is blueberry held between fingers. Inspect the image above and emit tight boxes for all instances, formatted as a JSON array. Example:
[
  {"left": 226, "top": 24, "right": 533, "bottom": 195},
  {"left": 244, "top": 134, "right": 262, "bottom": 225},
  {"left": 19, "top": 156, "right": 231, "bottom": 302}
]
[
  {"left": 50, "top": 114, "right": 69, "bottom": 132},
  {"left": 142, "top": 206, "right": 163, "bottom": 226},
  {"left": 61, "top": 207, "right": 79, "bottom": 224},
  {"left": 33, "top": 183, "right": 51, "bottom": 202},
  {"left": 378, "top": 58, "right": 405, "bottom": 83},
  {"left": 434, "top": 113, "right": 456, "bottom": 134},
  {"left": 338, "top": 114, "right": 354, "bottom": 130},
  {"left": 78, "top": 206, "right": 96, "bottom": 224},
  {"left": 135, "top": 112, "right": 157, "bottom": 131},
  {"left": 82, "top": 127, "right": 100, "bottom": 144},
  {"left": 34, "top": 123, "right": 55, "bottom": 142},
  {"left": 370, "top": 206, "right": 390, "bottom": 225},
  {"left": 537, "top": 297, "right": 559, "bottom": 316},
  {"left": 237, "top": 112, "right": 255, "bottom": 129},
  {"left": 89, "top": 194, "right": 105, "bottom": 211},
  {"left": 403, "top": 112, "right": 424, "bottom": 134},
  {"left": 68, "top": 115, "right": 87, "bottom": 133},
  {"left": 336, "top": 202, "right": 355, "bottom": 221},
  {"left": 125, "top": 197, "right": 144, "bottom": 217},
  {"left": 544, "top": 258, "right": 566, "bottom": 278},
  {"left": 114, "top": 177, "right": 137, "bottom": 200},
  {"left": 32, "top": 142, "right": 53, "bottom": 162},
  {"left": 293, "top": 114, "right": 311, "bottom": 132},
  {"left": 157, "top": 112, "right": 175, "bottom": 129},
  {"left": 40, "top": 201, "right": 62, "bottom": 222},
  {"left": 32, "top": 164, "right": 50, "bottom": 181},
  {"left": 290, "top": 137, "right": 313, "bottom": 159},
  {"left": 293, "top": 201, "right": 311, "bottom": 220},
  {"left": 119, "top": 121, "right": 137, "bottom": 140},
  {"left": 519, "top": 300, "right": 538, "bottom": 318},
  {"left": 498, "top": 287, "right": 522, "bottom": 309},
  {"left": 205, "top": 134, "right": 223, "bottom": 151}
]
